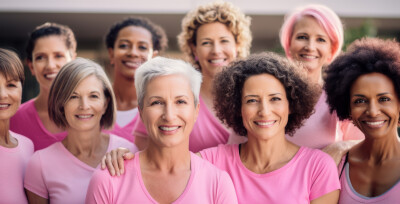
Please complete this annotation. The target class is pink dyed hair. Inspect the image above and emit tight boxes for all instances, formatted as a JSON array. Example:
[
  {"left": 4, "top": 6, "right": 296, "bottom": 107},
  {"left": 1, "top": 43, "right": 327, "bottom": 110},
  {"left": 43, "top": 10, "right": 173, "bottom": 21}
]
[{"left": 279, "top": 4, "right": 344, "bottom": 63}]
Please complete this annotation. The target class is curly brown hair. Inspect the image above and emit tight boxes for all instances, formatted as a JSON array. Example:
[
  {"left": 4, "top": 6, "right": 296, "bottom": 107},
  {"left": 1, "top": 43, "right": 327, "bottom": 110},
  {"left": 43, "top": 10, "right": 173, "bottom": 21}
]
[
  {"left": 214, "top": 52, "right": 319, "bottom": 136},
  {"left": 177, "top": 1, "right": 252, "bottom": 67},
  {"left": 324, "top": 37, "right": 400, "bottom": 120}
]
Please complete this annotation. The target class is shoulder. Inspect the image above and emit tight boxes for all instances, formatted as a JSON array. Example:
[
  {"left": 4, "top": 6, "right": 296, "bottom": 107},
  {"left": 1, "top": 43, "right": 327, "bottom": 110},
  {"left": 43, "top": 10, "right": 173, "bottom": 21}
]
[
  {"left": 10, "top": 131, "right": 34, "bottom": 148},
  {"left": 109, "top": 134, "right": 138, "bottom": 152}
]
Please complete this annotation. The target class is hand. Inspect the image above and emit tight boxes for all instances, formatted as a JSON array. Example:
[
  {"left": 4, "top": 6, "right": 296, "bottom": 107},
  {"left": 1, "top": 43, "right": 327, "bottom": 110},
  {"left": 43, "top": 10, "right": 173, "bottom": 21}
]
[
  {"left": 322, "top": 140, "right": 361, "bottom": 166},
  {"left": 100, "top": 147, "right": 134, "bottom": 176}
]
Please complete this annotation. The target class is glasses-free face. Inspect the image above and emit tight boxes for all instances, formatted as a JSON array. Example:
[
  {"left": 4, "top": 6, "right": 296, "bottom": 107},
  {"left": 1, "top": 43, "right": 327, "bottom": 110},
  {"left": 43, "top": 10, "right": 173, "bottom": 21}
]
[
  {"left": 191, "top": 22, "right": 238, "bottom": 79},
  {"left": 64, "top": 75, "right": 108, "bottom": 132},
  {"left": 0, "top": 74, "right": 22, "bottom": 121},
  {"left": 241, "top": 74, "right": 290, "bottom": 140},
  {"left": 140, "top": 74, "right": 199, "bottom": 148},
  {"left": 108, "top": 26, "right": 156, "bottom": 80},
  {"left": 29, "top": 35, "right": 74, "bottom": 92},
  {"left": 350, "top": 72, "right": 400, "bottom": 139},
  {"left": 289, "top": 16, "right": 332, "bottom": 75}
]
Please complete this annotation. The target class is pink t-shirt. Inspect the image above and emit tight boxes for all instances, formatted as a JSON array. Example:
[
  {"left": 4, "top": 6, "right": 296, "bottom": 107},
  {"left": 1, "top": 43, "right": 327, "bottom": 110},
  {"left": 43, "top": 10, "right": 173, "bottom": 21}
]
[
  {"left": 86, "top": 151, "right": 238, "bottom": 204},
  {"left": 0, "top": 131, "right": 34, "bottom": 204},
  {"left": 134, "top": 96, "right": 230, "bottom": 152},
  {"left": 104, "top": 114, "right": 138, "bottom": 143},
  {"left": 24, "top": 134, "right": 138, "bottom": 204},
  {"left": 200, "top": 144, "right": 340, "bottom": 203},
  {"left": 338, "top": 157, "right": 400, "bottom": 203},
  {"left": 286, "top": 92, "right": 364, "bottom": 149},
  {"left": 10, "top": 99, "right": 67, "bottom": 151}
]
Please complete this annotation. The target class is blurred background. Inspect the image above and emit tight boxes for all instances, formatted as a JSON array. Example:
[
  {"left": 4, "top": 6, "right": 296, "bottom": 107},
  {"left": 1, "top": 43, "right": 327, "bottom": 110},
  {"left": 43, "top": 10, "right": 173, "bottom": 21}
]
[{"left": 0, "top": 0, "right": 399, "bottom": 102}]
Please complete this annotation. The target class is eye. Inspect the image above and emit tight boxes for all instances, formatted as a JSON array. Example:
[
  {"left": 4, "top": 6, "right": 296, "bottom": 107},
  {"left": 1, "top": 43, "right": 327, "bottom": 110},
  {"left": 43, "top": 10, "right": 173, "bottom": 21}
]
[
  {"left": 221, "top": 39, "right": 230, "bottom": 43},
  {"left": 246, "top": 99, "right": 258, "bottom": 103},
  {"left": 201, "top": 41, "right": 211, "bottom": 46},
  {"left": 379, "top": 97, "right": 391, "bottom": 102},
  {"left": 7, "top": 82, "right": 17, "bottom": 88},
  {"left": 35, "top": 55, "right": 44, "bottom": 61},
  {"left": 354, "top": 98, "right": 366, "bottom": 104},
  {"left": 296, "top": 35, "right": 307, "bottom": 40},
  {"left": 118, "top": 43, "right": 129, "bottom": 49},
  {"left": 150, "top": 100, "right": 162, "bottom": 106},
  {"left": 139, "top": 45, "right": 148, "bottom": 51},
  {"left": 271, "top": 97, "right": 281, "bottom": 101},
  {"left": 317, "top": 37, "right": 327, "bottom": 42},
  {"left": 177, "top": 99, "right": 187, "bottom": 104},
  {"left": 55, "top": 53, "right": 65, "bottom": 58},
  {"left": 90, "top": 94, "right": 99, "bottom": 99},
  {"left": 69, "top": 95, "right": 78, "bottom": 99}
]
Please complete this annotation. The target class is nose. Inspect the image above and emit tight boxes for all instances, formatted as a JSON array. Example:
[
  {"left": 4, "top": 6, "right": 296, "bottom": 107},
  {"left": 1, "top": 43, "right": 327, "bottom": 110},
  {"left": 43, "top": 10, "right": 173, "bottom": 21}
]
[
  {"left": 127, "top": 46, "right": 139, "bottom": 57},
  {"left": 366, "top": 101, "right": 380, "bottom": 117},
  {"left": 162, "top": 103, "right": 177, "bottom": 121},
  {"left": 46, "top": 57, "right": 58, "bottom": 70},
  {"left": 212, "top": 42, "right": 222, "bottom": 54},
  {"left": 0, "top": 86, "right": 6, "bottom": 99},
  {"left": 79, "top": 97, "right": 90, "bottom": 110},
  {"left": 258, "top": 100, "right": 271, "bottom": 116},
  {"left": 305, "top": 40, "right": 316, "bottom": 51}
]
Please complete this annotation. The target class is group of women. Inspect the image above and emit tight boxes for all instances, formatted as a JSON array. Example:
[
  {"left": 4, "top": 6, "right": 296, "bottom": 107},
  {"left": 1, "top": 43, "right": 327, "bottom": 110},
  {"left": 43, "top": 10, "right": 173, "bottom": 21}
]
[{"left": 1, "top": 1, "right": 400, "bottom": 203}]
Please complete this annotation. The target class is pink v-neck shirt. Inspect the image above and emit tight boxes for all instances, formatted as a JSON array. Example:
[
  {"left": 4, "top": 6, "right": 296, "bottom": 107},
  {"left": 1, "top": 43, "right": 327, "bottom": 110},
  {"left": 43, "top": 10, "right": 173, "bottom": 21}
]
[
  {"left": 200, "top": 144, "right": 340, "bottom": 203},
  {"left": 24, "top": 134, "right": 138, "bottom": 204},
  {"left": 0, "top": 131, "right": 34, "bottom": 204},
  {"left": 134, "top": 96, "right": 230, "bottom": 152},
  {"left": 86, "top": 152, "right": 238, "bottom": 204},
  {"left": 286, "top": 92, "right": 364, "bottom": 149}
]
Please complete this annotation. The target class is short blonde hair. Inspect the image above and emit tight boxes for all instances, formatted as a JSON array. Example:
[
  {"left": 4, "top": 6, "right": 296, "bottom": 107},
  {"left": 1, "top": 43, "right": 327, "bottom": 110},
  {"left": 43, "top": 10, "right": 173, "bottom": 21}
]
[
  {"left": 48, "top": 58, "right": 116, "bottom": 129},
  {"left": 177, "top": 1, "right": 252, "bottom": 66}
]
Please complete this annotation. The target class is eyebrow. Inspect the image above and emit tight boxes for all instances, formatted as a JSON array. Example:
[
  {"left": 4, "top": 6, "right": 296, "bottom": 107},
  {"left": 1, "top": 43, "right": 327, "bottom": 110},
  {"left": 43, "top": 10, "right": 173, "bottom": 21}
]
[
  {"left": 244, "top": 93, "right": 282, "bottom": 98},
  {"left": 352, "top": 92, "right": 390, "bottom": 97},
  {"left": 118, "top": 39, "right": 150, "bottom": 44}
]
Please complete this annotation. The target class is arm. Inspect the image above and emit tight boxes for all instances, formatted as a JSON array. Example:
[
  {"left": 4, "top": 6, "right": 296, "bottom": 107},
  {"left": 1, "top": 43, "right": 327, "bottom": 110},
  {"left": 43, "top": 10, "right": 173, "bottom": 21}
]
[
  {"left": 322, "top": 140, "right": 361, "bottom": 166},
  {"left": 26, "top": 190, "right": 48, "bottom": 204},
  {"left": 310, "top": 190, "right": 339, "bottom": 204}
]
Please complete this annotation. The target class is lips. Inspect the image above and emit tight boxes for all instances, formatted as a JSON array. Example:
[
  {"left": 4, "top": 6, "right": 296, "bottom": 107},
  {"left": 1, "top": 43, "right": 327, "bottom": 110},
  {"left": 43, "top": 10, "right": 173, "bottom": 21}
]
[
  {"left": 44, "top": 73, "right": 58, "bottom": 80},
  {"left": 76, "top": 114, "right": 93, "bottom": 119},
  {"left": 363, "top": 120, "right": 386, "bottom": 128},
  {"left": 123, "top": 61, "right": 142, "bottom": 69},
  {"left": 0, "top": 104, "right": 10, "bottom": 109},
  {"left": 159, "top": 126, "right": 180, "bottom": 131},
  {"left": 299, "top": 54, "right": 318, "bottom": 60},
  {"left": 254, "top": 120, "right": 276, "bottom": 127},
  {"left": 208, "top": 58, "right": 227, "bottom": 66}
]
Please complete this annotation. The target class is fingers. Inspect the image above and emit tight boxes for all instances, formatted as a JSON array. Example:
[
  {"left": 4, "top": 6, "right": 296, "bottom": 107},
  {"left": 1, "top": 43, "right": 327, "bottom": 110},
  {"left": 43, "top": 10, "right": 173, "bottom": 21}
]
[
  {"left": 104, "top": 152, "right": 116, "bottom": 176},
  {"left": 111, "top": 150, "right": 121, "bottom": 176}
]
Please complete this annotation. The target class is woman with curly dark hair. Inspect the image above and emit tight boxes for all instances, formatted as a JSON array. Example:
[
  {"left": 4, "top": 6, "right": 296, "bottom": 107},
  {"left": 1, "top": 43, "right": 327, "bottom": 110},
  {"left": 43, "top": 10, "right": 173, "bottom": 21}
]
[
  {"left": 105, "top": 17, "right": 168, "bottom": 142},
  {"left": 324, "top": 38, "right": 400, "bottom": 203}
]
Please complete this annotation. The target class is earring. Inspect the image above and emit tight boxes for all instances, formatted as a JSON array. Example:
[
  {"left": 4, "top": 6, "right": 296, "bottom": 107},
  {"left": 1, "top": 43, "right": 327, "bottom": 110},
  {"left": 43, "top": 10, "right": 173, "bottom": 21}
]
[{"left": 194, "top": 56, "right": 198, "bottom": 61}]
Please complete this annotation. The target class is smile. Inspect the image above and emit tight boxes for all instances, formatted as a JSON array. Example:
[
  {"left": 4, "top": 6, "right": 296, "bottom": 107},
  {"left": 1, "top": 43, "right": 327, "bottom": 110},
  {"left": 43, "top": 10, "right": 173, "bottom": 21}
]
[
  {"left": 254, "top": 120, "right": 276, "bottom": 127},
  {"left": 300, "top": 54, "right": 318, "bottom": 59},
  {"left": 123, "top": 61, "right": 142, "bottom": 69},
  {"left": 363, "top": 120, "right": 386, "bottom": 128},
  {"left": 76, "top": 114, "right": 93, "bottom": 119},
  {"left": 208, "top": 58, "right": 227, "bottom": 66},
  {"left": 45, "top": 73, "right": 58, "bottom": 79},
  {"left": 0, "top": 104, "right": 10, "bottom": 109},
  {"left": 159, "top": 126, "right": 180, "bottom": 131}
]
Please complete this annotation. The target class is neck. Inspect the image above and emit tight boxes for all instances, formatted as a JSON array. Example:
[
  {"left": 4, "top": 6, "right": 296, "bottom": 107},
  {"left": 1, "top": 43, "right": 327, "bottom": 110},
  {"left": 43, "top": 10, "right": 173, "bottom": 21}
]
[
  {"left": 357, "top": 132, "right": 400, "bottom": 164},
  {"left": 0, "top": 120, "right": 13, "bottom": 146},
  {"left": 34, "top": 90, "right": 49, "bottom": 112},
  {"left": 307, "top": 68, "right": 324, "bottom": 87},
  {"left": 63, "top": 127, "right": 104, "bottom": 157},
  {"left": 142, "top": 142, "right": 191, "bottom": 172},
  {"left": 113, "top": 75, "right": 137, "bottom": 111},
  {"left": 240, "top": 133, "right": 298, "bottom": 173}
]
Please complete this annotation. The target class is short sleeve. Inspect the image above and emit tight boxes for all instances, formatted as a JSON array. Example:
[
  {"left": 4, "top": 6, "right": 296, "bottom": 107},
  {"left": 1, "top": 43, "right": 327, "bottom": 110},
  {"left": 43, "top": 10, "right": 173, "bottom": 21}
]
[
  {"left": 24, "top": 152, "right": 48, "bottom": 199},
  {"left": 132, "top": 118, "right": 148, "bottom": 138},
  {"left": 85, "top": 170, "right": 113, "bottom": 204},
  {"left": 216, "top": 171, "right": 238, "bottom": 204},
  {"left": 309, "top": 151, "right": 341, "bottom": 200},
  {"left": 199, "top": 146, "right": 219, "bottom": 164}
]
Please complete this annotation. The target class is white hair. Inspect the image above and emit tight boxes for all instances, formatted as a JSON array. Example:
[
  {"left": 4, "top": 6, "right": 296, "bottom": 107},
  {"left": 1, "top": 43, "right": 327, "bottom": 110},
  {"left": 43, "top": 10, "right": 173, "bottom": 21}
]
[{"left": 135, "top": 56, "right": 202, "bottom": 110}]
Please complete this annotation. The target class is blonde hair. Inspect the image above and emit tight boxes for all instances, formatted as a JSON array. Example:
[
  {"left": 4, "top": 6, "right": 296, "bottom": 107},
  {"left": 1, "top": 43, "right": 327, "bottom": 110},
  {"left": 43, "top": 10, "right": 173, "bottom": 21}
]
[
  {"left": 48, "top": 58, "right": 116, "bottom": 129},
  {"left": 177, "top": 1, "right": 252, "bottom": 66}
]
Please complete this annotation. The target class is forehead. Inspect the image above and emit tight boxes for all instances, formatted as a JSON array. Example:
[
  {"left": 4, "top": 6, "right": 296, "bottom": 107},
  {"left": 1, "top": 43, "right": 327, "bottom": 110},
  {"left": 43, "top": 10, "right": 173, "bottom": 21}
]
[
  {"left": 74, "top": 75, "right": 104, "bottom": 92},
  {"left": 116, "top": 26, "right": 153, "bottom": 43},
  {"left": 242, "top": 74, "right": 286, "bottom": 95},
  {"left": 145, "top": 74, "right": 193, "bottom": 97},
  {"left": 33, "top": 35, "right": 69, "bottom": 52},
  {"left": 196, "top": 22, "right": 234, "bottom": 39},
  {"left": 292, "top": 15, "right": 327, "bottom": 36},
  {"left": 352, "top": 72, "right": 395, "bottom": 91}
]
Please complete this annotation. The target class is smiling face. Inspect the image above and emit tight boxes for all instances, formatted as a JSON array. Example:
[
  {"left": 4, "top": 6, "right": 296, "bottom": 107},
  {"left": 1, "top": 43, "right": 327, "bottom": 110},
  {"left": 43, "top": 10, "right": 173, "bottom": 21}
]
[
  {"left": 108, "top": 26, "right": 155, "bottom": 80},
  {"left": 64, "top": 75, "right": 108, "bottom": 132},
  {"left": 191, "top": 22, "right": 238, "bottom": 79},
  {"left": 28, "top": 35, "right": 74, "bottom": 92},
  {"left": 241, "top": 74, "right": 290, "bottom": 140},
  {"left": 140, "top": 74, "right": 199, "bottom": 148},
  {"left": 289, "top": 16, "right": 332, "bottom": 74},
  {"left": 350, "top": 73, "right": 400, "bottom": 139},
  {"left": 0, "top": 74, "right": 22, "bottom": 121}
]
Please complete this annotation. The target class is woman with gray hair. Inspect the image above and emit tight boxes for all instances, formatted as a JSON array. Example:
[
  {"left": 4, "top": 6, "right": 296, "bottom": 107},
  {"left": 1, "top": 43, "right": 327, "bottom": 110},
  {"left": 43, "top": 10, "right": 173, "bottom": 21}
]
[
  {"left": 86, "top": 57, "right": 237, "bottom": 203},
  {"left": 24, "top": 58, "right": 137, "bottom": 204}
]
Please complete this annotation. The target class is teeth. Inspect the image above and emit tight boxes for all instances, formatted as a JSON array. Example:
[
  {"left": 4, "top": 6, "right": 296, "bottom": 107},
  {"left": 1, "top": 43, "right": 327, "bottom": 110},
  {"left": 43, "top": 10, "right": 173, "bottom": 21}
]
[
  {"left": 125, "top": 62, "right": 141, "bottom": 67},
  {"left": 301, "top": 55, "right": 317, "bottom": 59},
  {"left": 0, "top": 104, "right": 9, "bottom": 108},
  {"left": 45, "top": 73, "right": 57, "bottom": 79},
  {"left": 159, "top": 126, "right": 179, "bottom": 131},
  {"left": 255, "top": 121, "right": 275, "bottom": 126},
  {"left": 365, "top": 121, "right": 384, "bottom": 126},
  {"left": 77, "top": 115, "right": 92, "bottom": 119},
  {"left": 210, "top": 59, "right": 225, "bottom": 64}
]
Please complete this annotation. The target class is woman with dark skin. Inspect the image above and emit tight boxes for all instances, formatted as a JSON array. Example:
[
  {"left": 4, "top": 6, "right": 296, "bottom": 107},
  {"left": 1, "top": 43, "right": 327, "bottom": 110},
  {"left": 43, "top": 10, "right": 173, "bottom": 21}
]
[{"left": 324, "top": 38, "right": 400, "bottom": 203}]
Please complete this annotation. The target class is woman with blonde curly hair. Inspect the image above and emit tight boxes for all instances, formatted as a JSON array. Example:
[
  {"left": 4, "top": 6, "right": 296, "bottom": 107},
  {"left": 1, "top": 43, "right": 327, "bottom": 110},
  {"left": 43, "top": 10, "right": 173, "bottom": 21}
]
[{"left": 132, "top": 1, "right": 252, "bottom": 153}]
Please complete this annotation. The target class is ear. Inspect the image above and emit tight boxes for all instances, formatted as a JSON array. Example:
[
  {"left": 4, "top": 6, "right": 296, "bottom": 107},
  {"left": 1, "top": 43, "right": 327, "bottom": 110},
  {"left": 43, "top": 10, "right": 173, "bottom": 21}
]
[
  {"left": 152, "top": 50, "right": 159, "bottom": 58},
  {"left": 27, "top": 59, "right": 36, "bottom": 76},
  {"left": 194, "top": 102, "right": 200, "bottom": 122},
  {"left": 108, "top": 48, "right": 115, "bottom": 65}
]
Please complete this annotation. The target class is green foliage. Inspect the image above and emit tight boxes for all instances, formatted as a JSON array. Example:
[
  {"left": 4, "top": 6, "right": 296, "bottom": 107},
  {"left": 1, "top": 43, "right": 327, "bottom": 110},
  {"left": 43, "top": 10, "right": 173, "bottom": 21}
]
[{"left": 343, "top": 19, "right": 377, "bottom": 50}]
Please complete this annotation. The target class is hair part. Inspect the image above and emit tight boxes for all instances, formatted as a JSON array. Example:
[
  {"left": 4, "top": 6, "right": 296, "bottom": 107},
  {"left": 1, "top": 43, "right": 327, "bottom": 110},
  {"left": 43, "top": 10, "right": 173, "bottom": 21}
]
[
  {"left": 48, "top": 58, "right": 116, "bottom": 129},
  {"left": 0, "top": 48, "right": 25, "bottom": 84},
  {"left": 26, "top": 22, "right": 77, "bottom": 62},
  {"left": 135, "top": 56, "right": 202, "bottom": 110},
  {"left": 177, "top": 1, "right": 252, "bottom": 66},
  {"left": 105, "top": 16, "right": 168, "bottom": 52},
  {"left": 280, "top": 4, "right": 343, "bottom": 62},
  {"left": 214, "top": 52, "right": 319, "bottom": 136}
]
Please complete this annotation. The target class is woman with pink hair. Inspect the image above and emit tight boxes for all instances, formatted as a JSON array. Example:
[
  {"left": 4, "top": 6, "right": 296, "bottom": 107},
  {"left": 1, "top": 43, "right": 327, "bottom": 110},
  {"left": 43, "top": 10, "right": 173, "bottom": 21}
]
[{"left": 279, "top": 4, "right": 364, "bottom": 163}]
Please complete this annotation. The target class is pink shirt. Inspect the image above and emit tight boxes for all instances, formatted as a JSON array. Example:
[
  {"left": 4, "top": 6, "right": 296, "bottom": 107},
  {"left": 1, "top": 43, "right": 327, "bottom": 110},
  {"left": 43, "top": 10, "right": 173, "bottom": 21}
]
[
  {"left": 339, "top": 158, "right": 400, "bottom": 203},
  {"left": 134, "top": 96, "right": 230, "bottom": 152},
  {"left": 10, "top": 99, "right": 67, "bottom": 151},
  {"left": 200, "top": 144, "right": 340, "bottom": 203},
  {"left": 104, "top": 115, "right": 138, "bottom": 143},
  {"left": 24, "top": 134, "right": 138, "bottom": 204},
  {"left": 86, "top": 151, "right": 238, "bottom": 204},
  {"left": 0, "top": 131, "right": 34, "bottom": 204},
  {"left": 286, "top": 92, "right": 364, "bottom": 149}
]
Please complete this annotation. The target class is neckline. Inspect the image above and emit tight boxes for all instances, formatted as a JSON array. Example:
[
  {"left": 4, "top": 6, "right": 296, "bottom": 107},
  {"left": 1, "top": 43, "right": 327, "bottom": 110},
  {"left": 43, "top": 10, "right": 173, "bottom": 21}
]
[
  {"left": 29, "top": 99, "right": 67, "bottom": 137},
  {"left": 136, "top": 151, "right": 195, "bottom": 203},
  {"left": 234, "top": 144, "right": 304, "bottom": 177}
]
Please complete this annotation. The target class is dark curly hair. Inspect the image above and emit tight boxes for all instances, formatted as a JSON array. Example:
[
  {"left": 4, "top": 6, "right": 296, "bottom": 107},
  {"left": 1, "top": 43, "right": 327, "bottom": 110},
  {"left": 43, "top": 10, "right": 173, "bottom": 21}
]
[
  {"left": 214, "top": 52, "right": 319, "bottom": 136},
  {"left": 105, "top": 17, "right": 168, "bottom": 52},
  {"left": 324, "top": 37, "right": 400, "bottom": 120},
  {"left": 26, "top": 22, "right": 77, "bottom": 62}
]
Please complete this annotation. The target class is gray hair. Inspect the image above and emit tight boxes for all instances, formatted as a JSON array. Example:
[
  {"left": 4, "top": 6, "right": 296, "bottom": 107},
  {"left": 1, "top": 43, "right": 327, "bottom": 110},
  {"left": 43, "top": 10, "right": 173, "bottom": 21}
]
[{"left": 135, "top": 56, "right": 202, "bottom": 110}]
